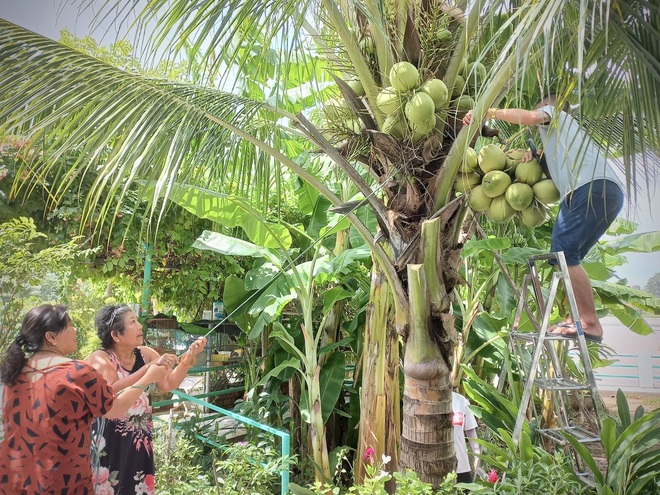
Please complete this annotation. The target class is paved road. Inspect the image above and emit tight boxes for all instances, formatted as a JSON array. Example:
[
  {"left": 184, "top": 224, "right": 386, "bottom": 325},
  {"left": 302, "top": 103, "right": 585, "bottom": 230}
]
[{"left": 594, "top": 316, "right": 660, "bottom": 393}]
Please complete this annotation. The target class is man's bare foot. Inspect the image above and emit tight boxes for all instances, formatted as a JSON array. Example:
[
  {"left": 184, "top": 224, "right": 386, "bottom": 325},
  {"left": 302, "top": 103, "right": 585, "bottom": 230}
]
[
  {"left": 547, "top": 322, "right": 603, "bottom": 343},
  {"left": 547, "top": 319, "right": 574, "bottom": 333}
]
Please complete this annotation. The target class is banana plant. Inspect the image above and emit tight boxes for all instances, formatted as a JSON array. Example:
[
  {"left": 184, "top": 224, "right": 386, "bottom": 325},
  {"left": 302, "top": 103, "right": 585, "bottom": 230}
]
[{"left": 188, "top": 203, "right": 368, "bottom": 482}]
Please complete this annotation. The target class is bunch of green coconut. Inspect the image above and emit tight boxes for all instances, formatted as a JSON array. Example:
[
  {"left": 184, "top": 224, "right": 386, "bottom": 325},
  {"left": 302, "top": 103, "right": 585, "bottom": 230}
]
[
  {"left": 454, "top": 144, "right": 561, "bottom": 228},
  {"left": 323, "top": 59, "right": 483, "bottom": 142},
  {"left": 375, "top": 61, "right": 450, "bottom": 143}
]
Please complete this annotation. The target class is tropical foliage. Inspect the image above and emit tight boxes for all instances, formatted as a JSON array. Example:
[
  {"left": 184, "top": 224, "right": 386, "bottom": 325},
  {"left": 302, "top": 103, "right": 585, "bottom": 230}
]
[
  {"left": 565, "top": 390, "right": 660, "bottom": 495},
  {"left": 1, "top": 0, "right": 660, "bottom": 490},
  {"left": 0, "top": 217, "right": 93, "bottom": 352}
]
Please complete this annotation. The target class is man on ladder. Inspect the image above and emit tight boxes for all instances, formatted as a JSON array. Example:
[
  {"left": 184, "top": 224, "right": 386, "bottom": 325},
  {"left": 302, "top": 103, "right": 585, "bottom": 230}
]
[{"left": 464, "top": 94, "right": 625, "bottom": 343}]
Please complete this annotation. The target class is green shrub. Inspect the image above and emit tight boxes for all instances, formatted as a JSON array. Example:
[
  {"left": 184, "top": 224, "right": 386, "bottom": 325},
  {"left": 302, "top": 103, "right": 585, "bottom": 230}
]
[
  {"left": 153, "top": 427, "right": 216, "bottom": 495},
  {"left": 213, "top": 441, "right": 292, "bottom": 495}
]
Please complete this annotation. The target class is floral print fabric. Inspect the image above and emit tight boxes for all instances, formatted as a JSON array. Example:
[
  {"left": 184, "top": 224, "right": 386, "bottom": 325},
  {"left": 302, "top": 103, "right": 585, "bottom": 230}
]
[{"left": 91, "top": 349, "right": 155, "bottom": 495}]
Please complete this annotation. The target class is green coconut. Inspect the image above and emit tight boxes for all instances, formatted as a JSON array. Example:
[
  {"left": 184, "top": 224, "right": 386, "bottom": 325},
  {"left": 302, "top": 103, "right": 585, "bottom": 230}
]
[
  {"left": 410, "top": 114, "right": 437, "bottom": 142},
  {"left": 505, "top": 183, "right": 534, "bottom": 211},
  {"left": 515, "top": 159, "right": 543, "bottom": 185},
  {"left": 376, "top": 87, "right": 401, "bottom": 115},
  {"left": 458, "top": 57, "right": 468, "bottom": 76},
  {"left": 466, "top": 62, "right": 487, "bottom": 85},
  {"left": 345, "top": 79, "right": 365, "bottom": 97},
  {"left": 478, "top": 144, "right": 507, "bottom": 173},
  {"left": 468, "top": 185, "right": 492, "bottom": 211},
  {"left": 405, "top": 92, "right": 436, "bottom": 124},
  {"left": 382, "top": 113, "right": 407, "bottom": 138},
  {"left": 454, "top": 172, "right": 482, "bottom": 193},
  {"left": 504, "top": 148, "right": 527, "bottom": 174},
  {"left": 456, "top": 95, "right": 474, "bottom": 112},
  {"left": 458, "top": 147, "right": 479, "bottom": 173},
  {"left": 533, "top": 179, "right": 561, "bottom": 204},
  {"left": 389, "top": 61, "right": 419, "bottom": 92},
  {"left": 451, "top": 74, "right": 466, "bottom": 97},
  {"left": 359, "top": 36, "right": 375, "bottom": 55},
  {"left": 520, "top": 202, "right": 548, "bottom": 228},
  {"left": 486, "top": 195, "right": 516, "bottom": 223},
  {"left": 481, "top": 170, "right": 512, "bottom": 198},
  {"left": 419, "top": 79, "right": 449, "bottom": 110},
  {"left": 436, "top": 29, "right": 452, "bottom": 43}
]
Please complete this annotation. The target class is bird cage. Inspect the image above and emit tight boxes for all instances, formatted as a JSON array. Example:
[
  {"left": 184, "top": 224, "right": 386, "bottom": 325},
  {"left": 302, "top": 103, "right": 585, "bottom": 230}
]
[{"left": 143, "top": 314, "right": 179, "bottom": 354}]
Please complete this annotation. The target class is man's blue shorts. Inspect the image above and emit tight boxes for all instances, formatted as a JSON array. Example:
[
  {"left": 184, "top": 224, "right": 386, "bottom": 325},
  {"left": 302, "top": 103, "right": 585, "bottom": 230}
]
[{"left": 551, "top": 179, "right": 624, "bottom": 266}]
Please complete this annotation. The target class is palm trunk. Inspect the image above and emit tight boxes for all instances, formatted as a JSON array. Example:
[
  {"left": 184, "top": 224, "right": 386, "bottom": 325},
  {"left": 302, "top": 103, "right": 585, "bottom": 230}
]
[
  {"left": 399, "top": 215, "right": 463, "bottom": 488},
  {"left": 401, "top": 264, "right": 454, "bottom": 486},
  {"left": 356, "top": 258, "right": 401, "bottom": 484}
]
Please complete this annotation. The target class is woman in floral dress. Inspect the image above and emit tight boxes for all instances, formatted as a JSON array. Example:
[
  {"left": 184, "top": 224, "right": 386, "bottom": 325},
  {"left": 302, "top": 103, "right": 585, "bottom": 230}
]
[{"left": 88, "top": 305, "right": 206, "bottom": 495}]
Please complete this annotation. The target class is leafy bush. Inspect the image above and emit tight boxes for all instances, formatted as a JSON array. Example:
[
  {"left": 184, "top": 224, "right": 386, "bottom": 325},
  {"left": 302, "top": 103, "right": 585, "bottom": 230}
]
[
  {"left": 466, "top": 430, "right": 591, "bottom": 494},
  {"left": 292, "top": 452, "right": 459, "bottom": 495},
  {"left": 153, "top": 427, "right": 216, "bottom": 495},
  {"left": 564, "top": 390, "right": 660, "bottom": 495},
  {"left": 213, "top": 440, "right": 291, "bottom": 495},
  {"left": 0, "top": 217, "right": 94, "bottom": 353}
]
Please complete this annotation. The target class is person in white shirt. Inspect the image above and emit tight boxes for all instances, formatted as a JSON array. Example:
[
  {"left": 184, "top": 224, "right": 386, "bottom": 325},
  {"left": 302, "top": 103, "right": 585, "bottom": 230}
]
[
  {"left": 452, "top": 391, "right": 480, "bottom": 484},
  {"left": 463, "top": 95, "right": 624, "bottom": 343}
]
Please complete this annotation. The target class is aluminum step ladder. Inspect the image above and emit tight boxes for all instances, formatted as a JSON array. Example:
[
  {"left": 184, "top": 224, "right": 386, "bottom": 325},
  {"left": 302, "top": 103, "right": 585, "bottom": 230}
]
[{"left": 503, "top": 252, "right": 605, "bottom": 481}]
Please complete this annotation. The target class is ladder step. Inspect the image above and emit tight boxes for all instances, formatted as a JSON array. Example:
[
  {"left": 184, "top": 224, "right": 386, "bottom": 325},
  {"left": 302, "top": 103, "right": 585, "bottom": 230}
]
[
  {"left": 537, "top": 425, "right": 601, "bottom": 444},
  {"left": 534, "top": 378, "right": 590, "bottom": 391},
  {"left": 510, "top": 331, "right": 584, "bottom": 343},
  {"left": 509, "top": 331, "right": 538, "bottom": 342}
]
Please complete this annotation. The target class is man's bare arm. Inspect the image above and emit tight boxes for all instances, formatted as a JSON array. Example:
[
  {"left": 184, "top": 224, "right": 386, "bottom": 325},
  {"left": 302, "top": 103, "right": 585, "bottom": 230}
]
[
  {"left": 488, "top": 108, "right": 550, "bottom": 126},
  {"left": 463, "top": 108, "right": 550, "bottom": 127}
]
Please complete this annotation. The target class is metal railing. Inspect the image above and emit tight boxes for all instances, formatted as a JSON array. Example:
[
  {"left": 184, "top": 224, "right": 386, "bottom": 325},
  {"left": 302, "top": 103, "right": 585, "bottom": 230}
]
[{"left": 157, "top": 389, "right": 290, "bottom": 495}]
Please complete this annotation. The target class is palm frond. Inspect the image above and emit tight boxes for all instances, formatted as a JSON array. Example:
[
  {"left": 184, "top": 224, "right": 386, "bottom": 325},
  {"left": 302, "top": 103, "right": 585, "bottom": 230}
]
[{"left": 0, "top": 19, "right": 305, "bottom": 229}]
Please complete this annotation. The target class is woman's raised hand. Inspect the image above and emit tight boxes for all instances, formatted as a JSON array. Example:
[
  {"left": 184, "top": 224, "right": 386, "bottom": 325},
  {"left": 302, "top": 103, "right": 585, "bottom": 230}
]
[
  {"left": 143, "top": 362, "right": 169, "bottom": 383},
  {"left": 187, "top": 337, "right": 207, "bottom": 357},
  {"left": 179, "top": 337, "right": 207, "bottom": 367},
  {"left": 154, "top": 353, "right": 178, "bottom": 368}
]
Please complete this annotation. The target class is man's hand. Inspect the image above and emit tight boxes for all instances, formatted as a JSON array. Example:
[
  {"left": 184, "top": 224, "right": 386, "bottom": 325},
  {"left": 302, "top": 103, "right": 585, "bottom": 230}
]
[
  {"left": 521, "top": 150, "right": 535, "bottom": 162},
  {"left": 462, "top": 109, "right": 476, "bottom": 126}
]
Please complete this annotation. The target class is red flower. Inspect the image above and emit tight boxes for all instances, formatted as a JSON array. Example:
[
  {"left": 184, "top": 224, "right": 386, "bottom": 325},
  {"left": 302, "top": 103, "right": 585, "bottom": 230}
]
[
  {"left": 145, "top": 474, "right": 155, "bottom": 493},
  {"left": 487, "top": 469, "right": 499, "bottom": 483},
  {"left": 365, "top": 446, "right": 376, "bottom": 463}
]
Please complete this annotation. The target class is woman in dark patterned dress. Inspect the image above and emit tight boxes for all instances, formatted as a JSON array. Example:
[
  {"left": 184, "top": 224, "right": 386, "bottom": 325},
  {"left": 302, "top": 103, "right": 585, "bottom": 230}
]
[
  {"left": 0, "top": 304, "right": 168, "bottom": 495},
  {"left": 88, "top": 305, "right": 206, "bottom": 495}
]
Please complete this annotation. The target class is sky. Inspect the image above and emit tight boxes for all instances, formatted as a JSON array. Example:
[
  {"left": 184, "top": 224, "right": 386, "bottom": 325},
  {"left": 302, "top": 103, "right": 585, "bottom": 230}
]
[
  {"left": 0, "top": 1, "right": 132, "bottom": 44},
  {"left": 1, "top": 0, "right": 659, "bottom": 287}
]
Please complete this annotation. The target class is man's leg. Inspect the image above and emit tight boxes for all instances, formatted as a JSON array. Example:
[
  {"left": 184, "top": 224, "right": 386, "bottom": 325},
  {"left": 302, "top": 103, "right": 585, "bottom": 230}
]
[
  {"left": 548, "top": 180, "right": 623, "bottom": 338},
  {"left": 565, "top": 264, "right": 603, "bottom": 339}
]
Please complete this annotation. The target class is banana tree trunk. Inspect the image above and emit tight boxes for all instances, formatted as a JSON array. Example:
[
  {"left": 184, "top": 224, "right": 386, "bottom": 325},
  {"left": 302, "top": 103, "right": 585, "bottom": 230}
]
[
  {"left": 356, "top": 258, "right": 401, "bottom": 484},
  {"left": 308, "top": 362, "right": 331, "bottom": 482}
]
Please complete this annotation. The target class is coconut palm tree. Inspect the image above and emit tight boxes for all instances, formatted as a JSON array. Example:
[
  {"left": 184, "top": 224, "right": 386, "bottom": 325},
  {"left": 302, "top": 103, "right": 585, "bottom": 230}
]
[{"left": 1, "top": 0, "right": 658, "bottom": 487}]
